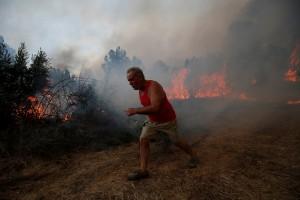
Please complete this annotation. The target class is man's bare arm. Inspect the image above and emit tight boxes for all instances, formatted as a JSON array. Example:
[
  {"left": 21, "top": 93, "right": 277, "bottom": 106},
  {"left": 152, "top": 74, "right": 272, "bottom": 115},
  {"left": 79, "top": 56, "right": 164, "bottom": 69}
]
[{"left": 126, "top": 81, "right": 164, "bottom": 116}]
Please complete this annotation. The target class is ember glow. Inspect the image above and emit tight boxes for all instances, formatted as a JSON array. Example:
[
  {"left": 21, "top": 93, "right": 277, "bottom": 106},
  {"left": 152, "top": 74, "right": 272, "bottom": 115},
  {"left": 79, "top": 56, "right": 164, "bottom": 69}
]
[
  {"left": 63, "top": 114, "right": 72, "bottom": 122},
  {"left": 287, "top": 100, "right": 300, "bottom": 105},
  {"left": 239, "top": 93, "right": 249, "bottom": 101}
]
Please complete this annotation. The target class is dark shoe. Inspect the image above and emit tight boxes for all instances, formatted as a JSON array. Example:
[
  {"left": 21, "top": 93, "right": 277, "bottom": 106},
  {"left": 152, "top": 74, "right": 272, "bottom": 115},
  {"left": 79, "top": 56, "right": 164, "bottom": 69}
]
[
  {"left": 187, "top": 157, "right": 199, "bottom": 168},
  {"left": 127, "top": 170, "right": 149, "bottom": 181}
]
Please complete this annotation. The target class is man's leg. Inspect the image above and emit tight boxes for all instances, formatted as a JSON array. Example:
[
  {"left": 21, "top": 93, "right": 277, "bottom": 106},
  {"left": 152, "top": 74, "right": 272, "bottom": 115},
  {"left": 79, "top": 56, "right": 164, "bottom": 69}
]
[
  {"left": 160, "top": 121, "right": 197, "bottom": 159},
  {"left": 127, "top": 126, "right": 153, "bottom": 180},
  {"left": 127, "top": 138, "right": 150, "bottom": 180},
  {"left": 174, "top": 138, "right": 199, "bottom": 168},
  {"left": 140, "top": 137, "right": 150, "bottom": 172},
  {"left": 174, "top": 138, "right": 197, "bottom": 158}
]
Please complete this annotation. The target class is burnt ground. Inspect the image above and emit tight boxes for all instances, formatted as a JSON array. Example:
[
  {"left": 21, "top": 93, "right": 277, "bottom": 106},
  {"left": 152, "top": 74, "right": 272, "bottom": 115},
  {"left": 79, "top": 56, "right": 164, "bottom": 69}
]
[{"left": 0, "top": 102, "right": 300, "bottom": 200}]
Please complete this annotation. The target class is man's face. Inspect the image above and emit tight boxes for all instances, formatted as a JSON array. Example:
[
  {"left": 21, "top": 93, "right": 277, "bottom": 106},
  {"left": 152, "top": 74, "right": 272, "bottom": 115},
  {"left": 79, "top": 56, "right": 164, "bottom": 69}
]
[{"left": 127, "top": 71, "right": 143, "bottom": 90}]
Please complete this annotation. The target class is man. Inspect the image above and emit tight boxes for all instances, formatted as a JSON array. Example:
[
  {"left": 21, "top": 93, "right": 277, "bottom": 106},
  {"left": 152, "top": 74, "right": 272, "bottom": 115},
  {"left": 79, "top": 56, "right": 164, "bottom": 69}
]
[{"left": 125, "top": 67, "right": 199, "bottom": 181}]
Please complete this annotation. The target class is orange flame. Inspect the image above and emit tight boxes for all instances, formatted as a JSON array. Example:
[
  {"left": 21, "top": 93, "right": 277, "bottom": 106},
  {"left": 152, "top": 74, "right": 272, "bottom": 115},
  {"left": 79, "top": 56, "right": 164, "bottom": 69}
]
[
  {"left": 63, "top": 114, "right": 71, "bottom": 122},
  {"left": 166, "top": 68, "right": 190, "bottom": 100},
  {"left": 26, "top": 96, "right": 72, "bottom": 121},
  {"left": 285, "top": 68, "right": 297, "bottom": 82},
  {"left": 166, "top": 66, "right": 233, "bottom": 100},
  {"left": 194, "top": 70, "right": 231, "bottom": 98},
  {"left": 284, "top": 41, "right": 300, "bottom": 82},
  {"left": 26, "top": 96, "right": 45, "bottom": 119}
]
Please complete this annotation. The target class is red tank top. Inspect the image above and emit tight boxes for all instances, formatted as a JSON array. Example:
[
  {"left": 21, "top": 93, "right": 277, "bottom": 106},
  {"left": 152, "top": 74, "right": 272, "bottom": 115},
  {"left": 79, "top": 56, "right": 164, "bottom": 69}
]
[{"left": 139, "top": 80, "right": 176, "bottom": 123}]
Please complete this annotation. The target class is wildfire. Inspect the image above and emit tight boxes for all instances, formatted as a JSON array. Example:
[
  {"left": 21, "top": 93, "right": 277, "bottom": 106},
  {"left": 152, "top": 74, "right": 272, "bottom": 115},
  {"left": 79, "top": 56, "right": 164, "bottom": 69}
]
[
  {"left": 285, "top": 68, "right": 297, "bottom": 82},
  {"left": 166, "top": 66, "right": 232, "bottom": 100},
  {"left": 165, "top": 68, "right": 190, "bottom": 100},
  {"left": 194, "top": 70, "right": 231, "bottom": 98},
  {"left": 284, "top": 41, "right": 300, "bottom": 82},
  {"left": 27, "top": 96, "right": 45, "bottom": 119},
  {"left": 25, "top": 95, "right": 71, "bottom": 122}
]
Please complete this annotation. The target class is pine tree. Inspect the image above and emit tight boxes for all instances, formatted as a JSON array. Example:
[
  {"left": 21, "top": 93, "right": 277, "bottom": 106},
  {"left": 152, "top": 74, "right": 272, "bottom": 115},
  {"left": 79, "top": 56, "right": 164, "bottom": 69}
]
[
  {"left": 13, "top": 43, "right": 29, "bottom": 102},
  {"left": 29, "top": 49, "right": 50, "bottom": 94}
]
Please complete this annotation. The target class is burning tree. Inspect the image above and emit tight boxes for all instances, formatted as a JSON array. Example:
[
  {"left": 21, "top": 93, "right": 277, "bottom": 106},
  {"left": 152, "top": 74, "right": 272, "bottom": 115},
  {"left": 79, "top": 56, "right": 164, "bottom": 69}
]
[
  {"left": 24, "top": 74, "right": 100, "bottom": 122},
  {"left": 0, "top": 41, "right": 97, "bottom": 124},
  {"left": 1, "top": 42, "right": 134, "bottom": 155},
  {"left": 0, "top": 42, "right": 50, "bottom": 127}
]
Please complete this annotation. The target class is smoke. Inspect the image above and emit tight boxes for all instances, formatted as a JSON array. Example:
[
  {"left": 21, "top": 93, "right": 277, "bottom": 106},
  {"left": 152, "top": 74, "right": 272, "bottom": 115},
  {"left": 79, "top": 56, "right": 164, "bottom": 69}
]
[
  {"left": 104, "top": 0, "right": 249, "bottom": 65},
  {"left": 0, "top": 0, "right": 250, "bottom": 106},
  {"left": 97, "top": 0, "right": 300, "bottom": 138},
  {"left": 0, "top": 0, "right": 249, "bottom": 68},
  {"left": 52, "top": 47, "right": 81, "bottom": 71},
  {"left": 2, "top": 0, "right": 300, "bottom": 139},
  {"left": 0, "top": 35, "right": 15, "bottom": 60},
  {"left": 174, "top": 0, "right": 300, "bottom": 139},
  {"left": 224, "top": 0, "right": 300, "bottom": 101}
]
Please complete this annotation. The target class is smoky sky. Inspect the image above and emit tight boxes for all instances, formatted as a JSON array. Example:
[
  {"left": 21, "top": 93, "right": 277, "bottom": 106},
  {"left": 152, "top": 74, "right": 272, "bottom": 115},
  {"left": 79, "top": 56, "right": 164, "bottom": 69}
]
[
  {"left": 224, "top": 0, "right": 300, "bottom": 101},
  {"left": 1, "top": 0, "right": 299, "bottom": 99},
  {"left": 0, "top": 0, "right": 249, "bottom": 73}
]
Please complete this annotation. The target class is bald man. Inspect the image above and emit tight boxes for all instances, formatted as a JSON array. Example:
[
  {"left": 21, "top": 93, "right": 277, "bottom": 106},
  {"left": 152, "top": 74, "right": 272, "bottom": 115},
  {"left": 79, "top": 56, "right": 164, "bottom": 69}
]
[{"left": 125, "top": 67, "right": 199, "bottom": 180}]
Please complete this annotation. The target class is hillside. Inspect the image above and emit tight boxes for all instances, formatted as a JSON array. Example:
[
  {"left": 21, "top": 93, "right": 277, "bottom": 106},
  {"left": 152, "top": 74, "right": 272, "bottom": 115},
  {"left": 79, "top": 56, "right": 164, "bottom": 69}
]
[{"left": 1, "top": 103, "right": 300, "bottom": 200}]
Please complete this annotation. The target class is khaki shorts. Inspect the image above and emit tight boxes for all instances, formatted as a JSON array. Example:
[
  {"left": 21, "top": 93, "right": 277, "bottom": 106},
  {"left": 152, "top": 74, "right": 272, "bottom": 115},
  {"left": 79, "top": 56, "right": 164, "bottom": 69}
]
[{"left": 140, "top": 120, "right": 179, "bottom": 143}]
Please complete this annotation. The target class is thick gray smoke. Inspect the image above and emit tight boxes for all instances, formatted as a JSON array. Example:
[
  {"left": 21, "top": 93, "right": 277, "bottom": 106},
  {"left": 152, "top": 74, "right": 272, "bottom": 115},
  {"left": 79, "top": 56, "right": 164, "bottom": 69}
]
[
  {"left": 0, "top": 0, "right": 248, "bottom": 70},
  {"left": 181, "top": 0, "right": 300, "bottom": 101},
  {"left": 2, "top": 0, "right": 300, "bottom": 140},
  {"left": 95, "top": 0, "right": 300, "bottom": 139},
  {"left": 224, "top": 0, "right": 300, "bottom": 102}
]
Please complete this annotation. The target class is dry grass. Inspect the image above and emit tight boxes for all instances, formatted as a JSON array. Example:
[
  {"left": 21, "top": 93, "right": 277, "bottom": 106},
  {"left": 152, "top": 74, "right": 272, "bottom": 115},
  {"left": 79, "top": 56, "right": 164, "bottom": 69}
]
[{"left": 0, "top": 103, "right": 300, "bottom": 200}]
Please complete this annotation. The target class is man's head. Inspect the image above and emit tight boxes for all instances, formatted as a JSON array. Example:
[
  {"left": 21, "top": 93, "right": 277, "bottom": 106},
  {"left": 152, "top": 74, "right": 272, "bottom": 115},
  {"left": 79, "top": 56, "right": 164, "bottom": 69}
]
[{"left": 127, "top": 67, "right": 146, "bottom": 90}]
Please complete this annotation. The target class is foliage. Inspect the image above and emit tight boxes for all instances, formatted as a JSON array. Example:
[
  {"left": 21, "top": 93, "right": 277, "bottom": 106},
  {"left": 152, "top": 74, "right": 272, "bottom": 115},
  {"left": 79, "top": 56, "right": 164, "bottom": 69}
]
[
  {"left": 29, "top": 49, "right": 50, "bottom": 94},
  {"left": 102, "top": 46, "right": 130, "bottom": 74},
  {"left": 0, "top": 42, "right": 137, "bottom": 156}
]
